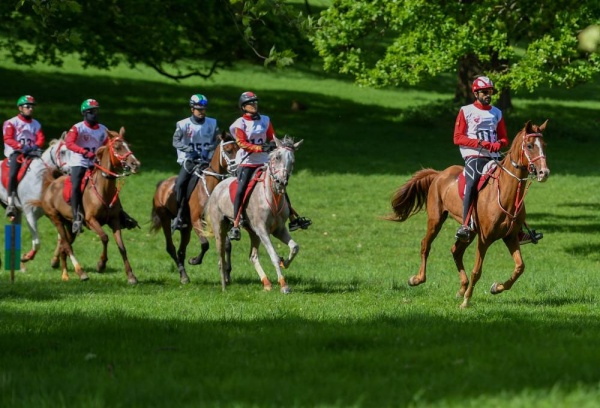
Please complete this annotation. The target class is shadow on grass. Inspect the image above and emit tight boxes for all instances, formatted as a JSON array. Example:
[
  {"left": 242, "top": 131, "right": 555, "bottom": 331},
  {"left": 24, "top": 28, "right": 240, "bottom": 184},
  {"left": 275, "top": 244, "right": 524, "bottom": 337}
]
[
  {"left": 1, "top": 67, "right": 599, "bottom": 177},
  {"left": 1, "top": 308, "right": 599, "bottom": 406}
]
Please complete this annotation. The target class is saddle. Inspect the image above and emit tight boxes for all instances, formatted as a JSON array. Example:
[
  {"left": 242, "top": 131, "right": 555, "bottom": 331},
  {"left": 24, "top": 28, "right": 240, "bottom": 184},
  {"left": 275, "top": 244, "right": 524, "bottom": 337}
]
[
  {"left": 62, "top": 169, "right": 92, "bottom": 204},
  {"left": 229, "top": 167, "right": 265, "bottom": 205},
  {"left": 457, "top": 162, "right": 497, "bottom": 200},
  {"left": 1, "top": 156, "right": 35, "bottom": 189}
]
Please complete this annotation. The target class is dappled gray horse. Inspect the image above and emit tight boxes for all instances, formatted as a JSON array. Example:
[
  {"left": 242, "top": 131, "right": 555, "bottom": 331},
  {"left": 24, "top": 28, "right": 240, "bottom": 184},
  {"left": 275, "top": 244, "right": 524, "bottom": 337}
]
[
  {"left": 0, "top": 137, "right": 70, "bottom": 264},
  {"left": 205, "top": 135, "right": 303, "bottom": 293}
]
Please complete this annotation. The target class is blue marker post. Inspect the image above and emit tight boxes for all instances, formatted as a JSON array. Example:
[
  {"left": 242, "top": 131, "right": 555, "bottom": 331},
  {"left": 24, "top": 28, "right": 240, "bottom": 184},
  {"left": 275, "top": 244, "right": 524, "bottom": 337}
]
[{"left": 4, "top": 223, "right": 21, "bottom": 283}]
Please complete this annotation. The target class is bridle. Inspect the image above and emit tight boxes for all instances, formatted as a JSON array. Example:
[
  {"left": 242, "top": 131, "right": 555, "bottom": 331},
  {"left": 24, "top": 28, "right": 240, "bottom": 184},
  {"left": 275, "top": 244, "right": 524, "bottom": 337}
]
[{"left": 94, "top": 136, "right": 136, "bottom": 179}]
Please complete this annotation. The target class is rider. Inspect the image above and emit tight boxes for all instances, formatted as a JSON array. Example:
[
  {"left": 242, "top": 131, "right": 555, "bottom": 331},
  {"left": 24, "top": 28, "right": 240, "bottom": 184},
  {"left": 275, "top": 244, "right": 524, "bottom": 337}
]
[
  {"left": 65, "top": 99, "right": 139, "bottom": 234},
  {"left": 171, "top": 93, "right": 220, "bottom": 232},
  {"left": 227, "top": 91, "right": 311, "bottom": 241},
  {"left": 3, "top": 95, "right": 45, "bottom": 218},
  {"left": 453, "top": 76, "right": 543, "bottom": 245}
]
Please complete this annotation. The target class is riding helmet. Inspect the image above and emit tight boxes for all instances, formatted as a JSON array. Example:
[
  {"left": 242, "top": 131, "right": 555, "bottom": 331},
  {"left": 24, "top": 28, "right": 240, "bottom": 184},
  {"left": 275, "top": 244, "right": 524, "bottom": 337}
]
[
  {"left": 80, "top": 99, "right": 100, "bottom": 113},
  {"left": 189, "top": 94, "right": 208, "bottom": 108},
  {"left": 238, "top": 91, "right": 258, "bottom": 109},
  {"left": 472, "top": 76, "right": 496, "bottom": 94},
  {"left": 17, "top": 95, "right": 36, "bottom": 107}
]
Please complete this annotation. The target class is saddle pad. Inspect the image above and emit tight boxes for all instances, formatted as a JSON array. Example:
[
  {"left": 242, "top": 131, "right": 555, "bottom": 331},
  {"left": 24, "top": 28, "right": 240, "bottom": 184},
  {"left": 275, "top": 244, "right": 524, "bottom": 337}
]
[
  {"left": 457, "top": 162, "right": 497, "bottom": 200},
  {"left": 1, "top": 157, "right": 33, "bottom": 189},
  {"left": 62, "top": 171, "right": 91, "bottom": 204}
]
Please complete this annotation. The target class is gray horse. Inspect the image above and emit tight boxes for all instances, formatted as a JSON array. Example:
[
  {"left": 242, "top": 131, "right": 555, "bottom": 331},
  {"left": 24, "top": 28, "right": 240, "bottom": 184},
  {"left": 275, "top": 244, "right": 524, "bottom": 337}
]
[
  {"left": 205, "top": 135, "right": 303, "bottom": 293},
  {"left": 0, "top": 137, "right": 70, "bottom": 264}
]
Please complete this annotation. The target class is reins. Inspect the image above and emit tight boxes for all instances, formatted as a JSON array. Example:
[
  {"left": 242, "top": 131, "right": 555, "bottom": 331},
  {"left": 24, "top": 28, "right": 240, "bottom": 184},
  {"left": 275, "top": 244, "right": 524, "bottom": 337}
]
[
  {"left": 491, "top": 132, "right": 544, "bottom": 229},
  {"left": 89, "top": 137, "right": 134, "bottom": 209}
]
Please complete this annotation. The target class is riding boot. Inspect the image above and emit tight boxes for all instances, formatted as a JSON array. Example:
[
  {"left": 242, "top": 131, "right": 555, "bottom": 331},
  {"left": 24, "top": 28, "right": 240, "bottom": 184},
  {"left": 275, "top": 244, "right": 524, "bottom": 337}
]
[
  {"left": 6, "top": 193, "right": 17, "bottom": 218},
  {"left": 72, "top": 209, "right": 84, "bottom": 234},
  {"left": 171, "top": 206, "right": 188, "bottom": 233}
]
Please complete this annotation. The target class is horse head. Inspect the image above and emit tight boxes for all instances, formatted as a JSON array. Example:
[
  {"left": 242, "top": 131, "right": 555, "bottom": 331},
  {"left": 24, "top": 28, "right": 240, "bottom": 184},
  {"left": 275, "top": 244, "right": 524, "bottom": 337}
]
[
  {"left": 42, "top": 134, "right": 71, "bottom": 173},
  {"left": 268, "top": 135, "right": 303, "bottom": 194},
  {"left": 216, "top": 131, "right": 239, "bottom": 175},
  {"left": 509, "top": 120, "right": 550, "bottom": 182},
  {"left": 98, "top": 127, "right": 141, "bottom": 175}
]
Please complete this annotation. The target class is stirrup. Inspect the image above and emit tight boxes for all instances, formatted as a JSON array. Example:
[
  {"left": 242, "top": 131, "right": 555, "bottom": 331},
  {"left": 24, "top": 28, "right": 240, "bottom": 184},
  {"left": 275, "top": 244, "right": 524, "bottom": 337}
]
[
  {"left": 518, "top": 230, "right": 543, "bottom": 245},
  {"left": 455, "top": 225, "right": 472, "bottom": 242},
  {"left": 120, "top": 211, "right": 140, "bottom": 230},
  {"left": 228, "top": 226, "right": 241, "bottom": 241},
  {"left": 289, "top": 216, "right": 312, "bottom": 232},
  {"left": 170, "top": 216, "right": 188, "bottom": 233},
  {"left": 6, "top": 204, "right": 17, "bottom": 218}
]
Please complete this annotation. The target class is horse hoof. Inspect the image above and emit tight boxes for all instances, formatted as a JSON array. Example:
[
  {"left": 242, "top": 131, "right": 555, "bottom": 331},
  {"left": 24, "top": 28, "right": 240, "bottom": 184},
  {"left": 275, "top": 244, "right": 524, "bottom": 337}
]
[
  {"left": 128, "top": 277, "right": 138, "bottom": 285},
  {"left": 280, "top": 286, "right": 291, "bottom": 294},
  {"left": 188, "top": 257, "right": 201, "bottom": 265},
  {"left": 490, "top": 282, "right": 500, "bottom": 295},
  {"left": 263, "top": 285, "right": 273, "bottom": 292},
  {"left": 180, "top": 276, "right": 190, "bottom": 284},
  {"left": 50, "top": 258, "right": 60, "bottom": 269},
  {"left": 80, "top": 274, "right": 89, "bottom": 281},
  {"left": 408, "top": 276, "right": 420, "bottom": 286}
]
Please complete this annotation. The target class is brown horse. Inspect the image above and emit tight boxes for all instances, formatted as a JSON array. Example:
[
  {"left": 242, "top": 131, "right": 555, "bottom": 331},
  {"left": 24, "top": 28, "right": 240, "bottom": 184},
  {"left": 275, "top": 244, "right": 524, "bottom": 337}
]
[
  {"left": 35, "top": 127, "right": 141, "bottom": 284},
  {"left": 150, "top": 131, "right": 238, "bottom": 284},
  {"left": 386, "top": 120, "right": 550, "bottom": 308}
]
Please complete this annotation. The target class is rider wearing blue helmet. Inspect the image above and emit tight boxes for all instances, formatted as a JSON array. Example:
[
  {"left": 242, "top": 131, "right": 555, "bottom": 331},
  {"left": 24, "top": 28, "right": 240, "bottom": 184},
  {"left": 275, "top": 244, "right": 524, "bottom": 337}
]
[{"left": 171, "top": 94, "right": 220, "bottom": 232}]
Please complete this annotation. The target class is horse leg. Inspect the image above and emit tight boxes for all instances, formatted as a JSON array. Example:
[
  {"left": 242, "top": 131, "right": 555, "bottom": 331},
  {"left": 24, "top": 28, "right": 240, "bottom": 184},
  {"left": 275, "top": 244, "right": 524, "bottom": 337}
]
[
  {"left": 254, "top": 228, "right": 291, "bottom": 294},
  {"left": 86, "top": 218, "right": 109, "bottom": 273},
  {"left": 51, "top": 233, "right": 61, "bottom": 269},
  {"left": 57, "top": 222, "right": 87, "bottom": 281},
  {"left": 188, "top": 219, "right": 209, "bottom": 265},
  {"left": 110, "top": 227, "right": 138, "bottom": 285},
  {"left": 451, "top": 238, "right": 473, "bottom": 298},
  {"left": 224, "top": 236, "right": 232, "bottom": 284},
  {"left": 409, "top": 212, "right": 448, "bottom": 287},
  {"left": 246, "top": 230, "right": 273, "bottom": 292},
  {"left": 213, "top": 218, "right": 229, "bottom": 290},
  {"left": 177, "top": 227, "right": 192, "bottom": 284},
  {"left": 490, "top": 236, "right": 525, "bottom": 295},
  {"left": 459, "top": 241, "right": 489, "bottom": 308},
  {"left": 20, "top": 207, "right": 40, "bottom": 262},
  {"left": 272, "top": 228, "right": 299, "bottom": 269}
]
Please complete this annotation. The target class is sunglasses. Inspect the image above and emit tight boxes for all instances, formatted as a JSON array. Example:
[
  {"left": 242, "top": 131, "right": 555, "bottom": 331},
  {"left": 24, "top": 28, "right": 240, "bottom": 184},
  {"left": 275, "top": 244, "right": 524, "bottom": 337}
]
[
  {"left": 21, "top": 104, "right": 35, "bottom": 109},
  {"left": 478, "top": 89, "right": 494, "bottom": 96}
]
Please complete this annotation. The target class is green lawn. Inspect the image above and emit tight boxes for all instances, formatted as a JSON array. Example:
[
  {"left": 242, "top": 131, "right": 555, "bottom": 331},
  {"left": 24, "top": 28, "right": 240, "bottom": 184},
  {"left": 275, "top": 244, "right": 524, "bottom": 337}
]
[{"left": 1, "top": 58, "right": 600, "bottom": 407}]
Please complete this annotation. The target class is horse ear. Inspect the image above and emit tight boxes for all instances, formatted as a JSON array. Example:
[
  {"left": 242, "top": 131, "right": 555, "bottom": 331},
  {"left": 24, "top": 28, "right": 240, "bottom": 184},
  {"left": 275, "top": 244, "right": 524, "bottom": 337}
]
[
  {"left": 524, "top": 121, "right": 534, "bottom": 133},
  {"left": 60, "top": 131, "right": 67, "bottom": 140},
  {"left": 539, "top": 119, "right": 549, "bottom": 132},
  {"left": 273, "top": 135, "right": 282, "bottom": 147},
  {"left": 293, "top": 139, "right": 304, "bottom": 150},
  {"left": 119, "top": 127, "right": 126, "bottom": 137}
]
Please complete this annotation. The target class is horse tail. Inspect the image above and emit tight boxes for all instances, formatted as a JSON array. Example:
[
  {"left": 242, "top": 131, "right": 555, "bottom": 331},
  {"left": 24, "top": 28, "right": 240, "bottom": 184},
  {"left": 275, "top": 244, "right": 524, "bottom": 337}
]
[
  {"left": 149, "top": 179, "right": 167, "bottom": 234},
  {"left": 384, "top": 168, "right": 439, "bottom": 222}
]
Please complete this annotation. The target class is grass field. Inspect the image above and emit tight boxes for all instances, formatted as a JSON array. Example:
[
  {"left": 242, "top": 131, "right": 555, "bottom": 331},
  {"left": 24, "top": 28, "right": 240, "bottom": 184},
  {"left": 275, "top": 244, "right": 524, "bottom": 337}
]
[{"left": 1, "top": 56, "right": 600, "bottom": 407}]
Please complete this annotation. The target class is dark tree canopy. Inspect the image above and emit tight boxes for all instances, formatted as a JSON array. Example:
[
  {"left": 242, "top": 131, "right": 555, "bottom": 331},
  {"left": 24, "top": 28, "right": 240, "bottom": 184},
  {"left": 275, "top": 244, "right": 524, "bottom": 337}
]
[{"left": 1, "top": 0, "right": 313, "bottom": 80}]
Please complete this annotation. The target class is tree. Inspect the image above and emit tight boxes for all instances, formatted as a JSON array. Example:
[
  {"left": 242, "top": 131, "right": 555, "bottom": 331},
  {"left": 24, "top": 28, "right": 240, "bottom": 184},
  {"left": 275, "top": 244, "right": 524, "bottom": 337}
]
[
  {"left": 310, "top": 0, "right": 600, "bottom": 109},
  {"left": 0, "top": 0, "right": 312, "bottom": 80}
]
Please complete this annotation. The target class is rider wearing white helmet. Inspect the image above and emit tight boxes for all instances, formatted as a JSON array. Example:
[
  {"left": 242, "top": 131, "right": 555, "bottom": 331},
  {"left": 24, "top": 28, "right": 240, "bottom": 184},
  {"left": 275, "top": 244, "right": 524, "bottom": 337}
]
[
  {"left": 227, "top": 91, "right": 311, "bottom": 241},
  {"left": 453, "top": 76, "right": 542, "bottom": 244},
  {"left": 170, "top": 93, "right": 220, "bottom": 232},
  {"left": 3, "top": 95, "right": 45, "bottom": 218}
]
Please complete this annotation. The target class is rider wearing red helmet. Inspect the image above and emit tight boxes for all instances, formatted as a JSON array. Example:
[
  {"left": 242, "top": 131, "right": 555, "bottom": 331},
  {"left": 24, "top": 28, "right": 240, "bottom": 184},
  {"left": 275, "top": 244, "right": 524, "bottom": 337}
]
[
  {"left": 227, "top": 91, "right": 311, "bottom": 241},
  {"left": 3, "top": 95, "right": 45, "bottom": 218},
  {"left": 453, "top": 76, "right": 542, "bottom": 244}
]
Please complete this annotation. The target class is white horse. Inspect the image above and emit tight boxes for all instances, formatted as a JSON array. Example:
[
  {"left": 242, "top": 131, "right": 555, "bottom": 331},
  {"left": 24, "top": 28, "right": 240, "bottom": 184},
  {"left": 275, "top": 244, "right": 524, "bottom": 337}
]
[
  {"left": 205, "top": 135, "right": 303, "bottom": 293},
  {"left": 0, "top": 136, "right": 70, "bottom": 264}
]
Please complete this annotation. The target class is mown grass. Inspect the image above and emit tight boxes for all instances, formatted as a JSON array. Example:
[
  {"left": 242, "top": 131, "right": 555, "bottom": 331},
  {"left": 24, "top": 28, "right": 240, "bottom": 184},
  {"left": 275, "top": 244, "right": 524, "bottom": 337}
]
[{"left": 1, "top": 56, "right": 600, "bottom": 407}]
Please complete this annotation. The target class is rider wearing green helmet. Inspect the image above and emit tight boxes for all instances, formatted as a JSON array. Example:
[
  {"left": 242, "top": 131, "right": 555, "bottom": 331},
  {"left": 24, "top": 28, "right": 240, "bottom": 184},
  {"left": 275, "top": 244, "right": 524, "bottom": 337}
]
[
  {"left": 3, "top": 95, "right": 45, "bottom": 218},
  {"left": 227, "top": 91, "right": 311, "bottom": 241},
  {"left": 64, "top": 99, "right": 138, "bottom": 233},
  {"left": 170, "top": 93, "right": 220, "bottom": 232}
]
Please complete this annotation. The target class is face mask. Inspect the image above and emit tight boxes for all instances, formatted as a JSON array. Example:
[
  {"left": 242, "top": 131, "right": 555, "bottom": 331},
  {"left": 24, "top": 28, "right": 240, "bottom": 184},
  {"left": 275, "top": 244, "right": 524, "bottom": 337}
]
[{"left": 84, "top": 111, "right": 98, "bottom": 124}]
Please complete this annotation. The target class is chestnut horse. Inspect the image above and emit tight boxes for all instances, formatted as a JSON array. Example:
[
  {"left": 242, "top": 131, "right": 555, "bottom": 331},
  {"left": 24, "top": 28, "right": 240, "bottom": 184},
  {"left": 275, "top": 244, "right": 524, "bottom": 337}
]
[
  {"left": 35, "top": 127, "right": 141, "bottom": 284},
  {"left": 205, "top": 135, "right": 303, "bottom": 294},
  {"left": 150, "top": 131, "right": 238, "bottom": 284},
  {"left": 386, "top": 121, "right": 550, "bottom": 308}
]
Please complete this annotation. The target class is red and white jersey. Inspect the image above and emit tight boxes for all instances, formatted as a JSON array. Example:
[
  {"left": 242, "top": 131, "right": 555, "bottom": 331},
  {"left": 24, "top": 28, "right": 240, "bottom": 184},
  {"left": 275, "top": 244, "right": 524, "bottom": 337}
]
[
  {"left": 454, "top": 102, "right": 506, "bottom": 159},
  {"left": 229, "top": 114, "right": 274, "bottom": 166},
  {"left": 3, "top": 114, "right": 44, "bottom": 157},
  {"left": 65, "top": 121, "right": 108, "bottom": 167}
]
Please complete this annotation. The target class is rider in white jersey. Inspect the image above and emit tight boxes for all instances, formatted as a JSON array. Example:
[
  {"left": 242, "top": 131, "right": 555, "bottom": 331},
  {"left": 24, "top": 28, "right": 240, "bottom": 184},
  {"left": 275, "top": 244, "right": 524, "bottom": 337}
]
[
  {"left": 227, "top": 91, "right": 311, "bottom": 241},
  {"left": 65, "top": 99, "right": 138, "bottom": 234},
  {"left": 3, "top": 95, "right": 45, "bottom": 218},
  {"left": 453, "top": 76, "right": 542, "bottom": 245},
  {"left": 171, "top": 94, "right": 220, "bottom": 232}
]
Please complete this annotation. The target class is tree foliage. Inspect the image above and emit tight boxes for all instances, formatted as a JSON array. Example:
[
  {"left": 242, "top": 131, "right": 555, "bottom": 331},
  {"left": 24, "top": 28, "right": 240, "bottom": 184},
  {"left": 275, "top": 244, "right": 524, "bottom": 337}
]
[
  {"left": 310, "top": 0, "right": 600, "bottom": 104},
  {"left": 1, "top": 0, "right": 313, "bottom": 80}
]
